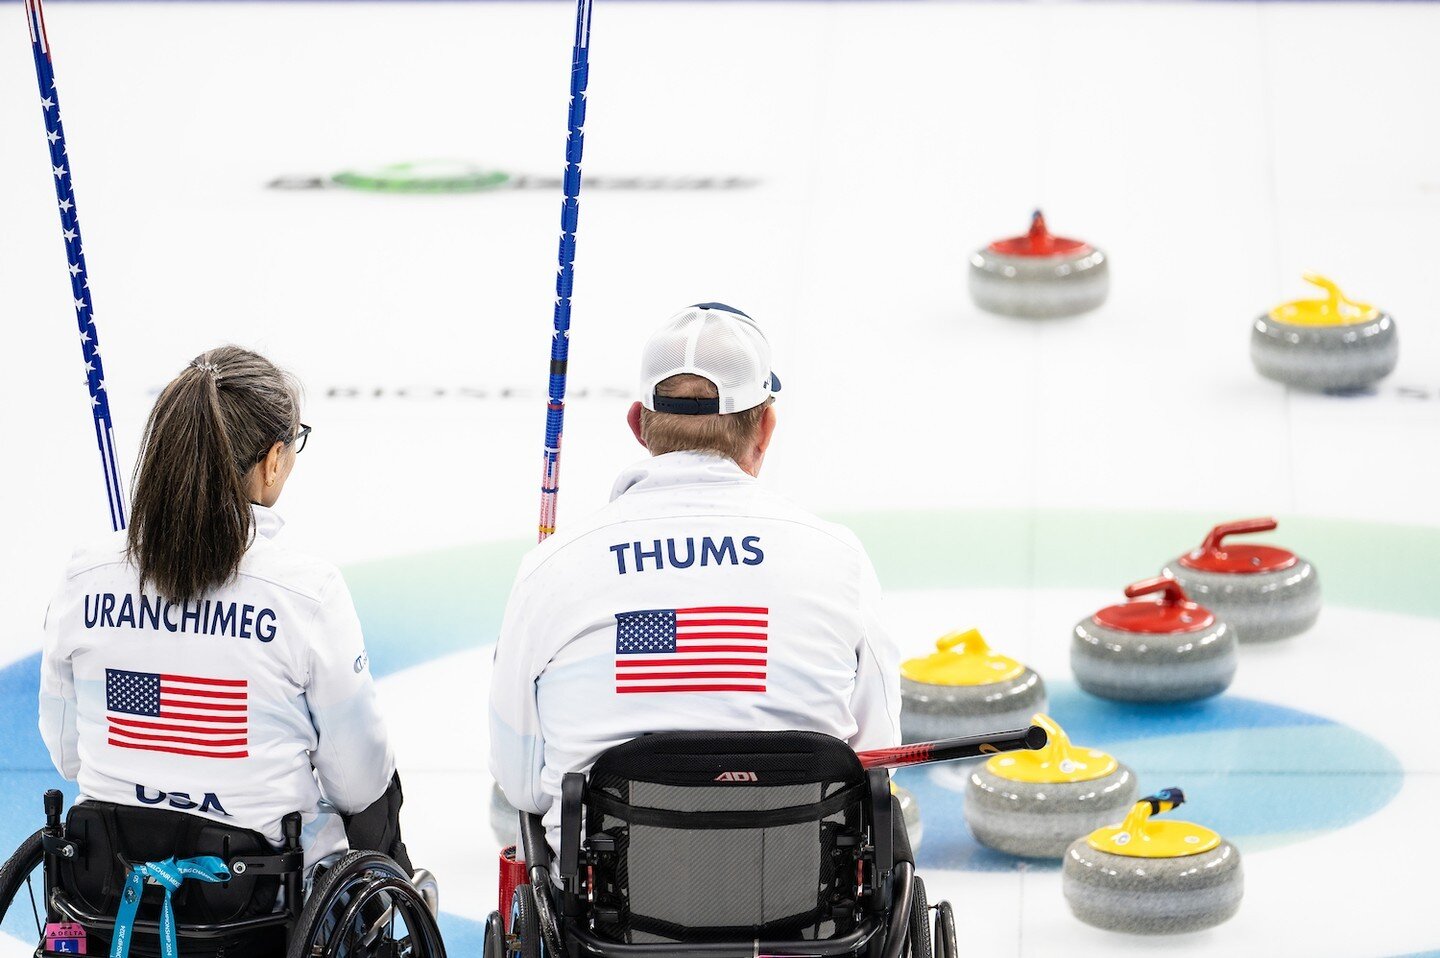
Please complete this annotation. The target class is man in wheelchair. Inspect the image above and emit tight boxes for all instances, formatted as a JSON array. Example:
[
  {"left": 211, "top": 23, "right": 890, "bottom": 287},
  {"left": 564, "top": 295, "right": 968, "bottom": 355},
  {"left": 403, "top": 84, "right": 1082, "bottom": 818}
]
[{"left": 488, "top": 306, "right": 944, "bottom": 955}]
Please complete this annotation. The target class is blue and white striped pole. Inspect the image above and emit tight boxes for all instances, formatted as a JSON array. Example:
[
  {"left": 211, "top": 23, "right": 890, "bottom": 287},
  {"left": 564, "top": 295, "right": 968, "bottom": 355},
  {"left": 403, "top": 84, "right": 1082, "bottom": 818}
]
[
  {"left": 537, "top": 0, "right": 594, "bottom": 542},
  {"left": 25, "top": 0, "right": 126, "bottom": 531}
]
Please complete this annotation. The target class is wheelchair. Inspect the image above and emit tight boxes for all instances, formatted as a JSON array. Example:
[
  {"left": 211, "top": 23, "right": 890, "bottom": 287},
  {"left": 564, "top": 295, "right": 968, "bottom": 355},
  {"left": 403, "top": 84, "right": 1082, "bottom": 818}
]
[
  {"left": 483, "top": 731, "right": 959, "bottom": 958},
  {"left": 0, "top": 790, "right": 446, "bottom": 958}
]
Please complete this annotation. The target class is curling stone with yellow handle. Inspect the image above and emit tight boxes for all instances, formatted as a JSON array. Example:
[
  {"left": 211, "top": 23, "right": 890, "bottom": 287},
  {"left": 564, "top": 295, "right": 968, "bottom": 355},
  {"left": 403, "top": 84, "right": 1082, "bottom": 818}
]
[
  {"left": 900, "top": 629, "right": 1046, "bottom": 743},
  {"left": 1072, "top": 578, "right": 1236, "bottom": 703},
  {"left": 964, "top": 714, "right": 1138, "bottom": 859},
  {"left": 1063, "top": 788, "right": 1243, "bottom": 934},
  {"left": 1162, "top": 517, "right": 1320, "bottom": 643},
  {"left": 1251, "top": 273, "right": 1398, "bottom": 391},
  {"left": 968, "top": 210, "right": 1109, "bottom": 318}
]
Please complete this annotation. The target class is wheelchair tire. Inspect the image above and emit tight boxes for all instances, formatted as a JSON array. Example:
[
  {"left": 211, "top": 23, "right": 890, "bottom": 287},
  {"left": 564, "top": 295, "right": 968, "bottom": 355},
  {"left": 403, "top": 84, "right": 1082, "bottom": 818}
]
[
  {"left": 0, "top": 829, "right": 45, "bottom": 948},
  {"left": 933, "top": 901, "right": 957, "bottom": 958},
  {"left": 906, "top": 875, "right": 931, "bottom": 958},
  {"left": 287, "top": 850, "right": 447, "bottom": 958},
  {"left": 509, "top": 885, "right": 542, "bottom": 958},
  {"left": 482, "top": 910, "right": 505, "bottom": 957}
]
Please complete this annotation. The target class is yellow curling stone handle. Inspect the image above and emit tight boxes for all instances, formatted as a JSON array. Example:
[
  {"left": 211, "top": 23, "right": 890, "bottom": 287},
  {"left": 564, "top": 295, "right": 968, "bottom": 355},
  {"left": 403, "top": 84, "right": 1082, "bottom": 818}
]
[
  {"left": 985, "top": 713, "right": 1119, "bottom": 784},
  {"left": 1086, "top": 788, "right": 1222, "bottom": 859},
  {"left": 1269, "top": 273, "right": 1379, "bottom": 327},
  {"left": 900, "top": 628, "right": 1026, "bottom": 686}
]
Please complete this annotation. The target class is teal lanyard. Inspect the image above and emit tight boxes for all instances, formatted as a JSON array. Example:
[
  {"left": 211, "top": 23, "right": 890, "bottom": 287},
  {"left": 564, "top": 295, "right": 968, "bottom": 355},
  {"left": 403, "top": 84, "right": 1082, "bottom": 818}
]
[{"left": 109, "top": 856, "right": 231, "bottom": 958}]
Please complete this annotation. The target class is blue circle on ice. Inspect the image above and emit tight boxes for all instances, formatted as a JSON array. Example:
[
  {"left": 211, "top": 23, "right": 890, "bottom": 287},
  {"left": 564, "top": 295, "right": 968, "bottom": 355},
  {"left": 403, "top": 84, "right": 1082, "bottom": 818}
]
[{"left": 897, "top": 682, "right": 1404, "bottom": 872}]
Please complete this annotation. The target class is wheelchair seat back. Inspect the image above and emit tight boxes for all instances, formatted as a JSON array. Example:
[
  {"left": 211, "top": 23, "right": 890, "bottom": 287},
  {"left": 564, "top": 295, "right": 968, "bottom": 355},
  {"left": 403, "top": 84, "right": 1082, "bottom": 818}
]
[
  {"left": 580, "top": 730, "right": 871, "bottom": 945},
  {"left": 59, "top": 801, "right": 285, "bottom": 956}
]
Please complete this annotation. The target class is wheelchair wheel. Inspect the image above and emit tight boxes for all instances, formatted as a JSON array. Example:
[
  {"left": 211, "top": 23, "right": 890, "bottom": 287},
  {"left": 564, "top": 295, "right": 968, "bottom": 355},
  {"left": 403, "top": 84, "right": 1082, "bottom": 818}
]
[
  {"left": 906, "top": 875, "right": 931, "bottom": 958},
  {"left": 0, "top": 830, "right": 45, "bottom": 950},
  {"left": 509, "top": 885, "right": 542, "bottom": 958},
  {"left": 933, "top": 901, "right": 957, "bottom": 958},
  {"left": 481, "top": 910, "right": 505, "bottom": 957},
  {"left": 287, "top": 851, "right": 446, "bottom": 958}
]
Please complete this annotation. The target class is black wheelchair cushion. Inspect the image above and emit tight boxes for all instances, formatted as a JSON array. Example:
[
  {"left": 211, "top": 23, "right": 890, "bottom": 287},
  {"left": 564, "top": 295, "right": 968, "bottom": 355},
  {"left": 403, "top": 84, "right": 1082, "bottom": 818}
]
[
  {"left": 583, "top": 730, "right": 869, "bottom": 945},
  {"left": 58, "top": 802, "right": 286, "bottom": 957}
]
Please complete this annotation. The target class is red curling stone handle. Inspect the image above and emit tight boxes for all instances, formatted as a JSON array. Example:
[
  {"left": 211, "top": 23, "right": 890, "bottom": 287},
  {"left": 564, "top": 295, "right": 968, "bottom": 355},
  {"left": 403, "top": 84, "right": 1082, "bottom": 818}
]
[
  {"left": 856, "top": 725, "right": 1047, "bottom": 771},
  {"left": 1201, "top": 517, "right": 1278, "bottom": 553},
  {"left": 1124, "top": 576, "right": 1189, "bottom": 606}
]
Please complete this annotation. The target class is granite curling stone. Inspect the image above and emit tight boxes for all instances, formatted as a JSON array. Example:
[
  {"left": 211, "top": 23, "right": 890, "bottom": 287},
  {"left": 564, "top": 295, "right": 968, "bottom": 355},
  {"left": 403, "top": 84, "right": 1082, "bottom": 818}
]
[
  {"left": 1251, "top": 272, "right": 1398, "bottom": 392},
  {"left": 965, "top": 713, "right": 1138, "bottom": 859},
  {"left": 1063, "top": 788, "right": 1243, "bottom": 934},
  {"left": 893, "top": 782, "right": 924, "bottom": 854},
  {"left": 900, "top": 628, "right": 1046, "bottom": 743},
  {"left": 1071, "top": 578, "right": 1236, "bottom": 703},
  {"left": 1162, "top": 517, "right": 1320, "bottom": 643},
  {"left": 968, "top": 210, "right": 1109, "bottom": 318}
]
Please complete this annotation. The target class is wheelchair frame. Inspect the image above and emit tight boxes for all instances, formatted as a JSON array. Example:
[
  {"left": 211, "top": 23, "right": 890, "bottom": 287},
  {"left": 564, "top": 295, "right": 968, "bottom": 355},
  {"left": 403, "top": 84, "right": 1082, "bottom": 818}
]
[
  {"left": 38, "top": 789, "right": 306, "bottom": 944},
  {"left": 0, "top": 789, "right": 446, "bottom": 958},
  {"left": 513, "top": 765, "right": 917, "bottom": 958}
]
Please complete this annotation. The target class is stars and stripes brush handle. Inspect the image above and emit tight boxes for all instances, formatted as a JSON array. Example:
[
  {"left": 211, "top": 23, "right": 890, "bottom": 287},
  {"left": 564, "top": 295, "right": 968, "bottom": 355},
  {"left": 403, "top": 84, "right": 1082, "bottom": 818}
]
[
  {"left": 538, "top": 0, "right": 595, "bottom": 542},
  {"left": 25, "top": 0, "right": 126, "bottom": 531},
  {"left": 855, "top": 725, "right": 1047, "bottom": 771}
]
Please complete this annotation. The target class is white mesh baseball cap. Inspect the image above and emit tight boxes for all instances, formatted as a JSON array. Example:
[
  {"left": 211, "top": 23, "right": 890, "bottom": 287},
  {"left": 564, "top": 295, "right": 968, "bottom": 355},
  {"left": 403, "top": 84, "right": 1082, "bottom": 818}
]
[{"left": 639, "top": 303, "right": 782, "bottom": 415}]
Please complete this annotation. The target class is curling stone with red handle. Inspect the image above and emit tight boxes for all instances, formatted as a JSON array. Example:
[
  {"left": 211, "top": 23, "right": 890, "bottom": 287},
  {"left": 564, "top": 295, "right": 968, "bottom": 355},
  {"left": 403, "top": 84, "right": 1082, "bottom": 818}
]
[
  {"left": 900, "top": 628, "right": 1047, "bottom": 743},
  {"left": 968, "top": 210, "right": 1109, "bottom": 318},
  {"left": 1162, "top": 517, "right": 1320, "bottom": 643},
  {"left": 1071, "top": 578, "right": 1236, "bottom": 703},
  {"left": 1252, "top": 273, "right": 1398, "bottom": 392}
]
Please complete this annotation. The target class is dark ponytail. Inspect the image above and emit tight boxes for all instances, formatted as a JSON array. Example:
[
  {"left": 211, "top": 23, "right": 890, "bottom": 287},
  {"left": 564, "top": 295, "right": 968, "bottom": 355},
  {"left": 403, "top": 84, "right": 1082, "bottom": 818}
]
[{"left": 126, "top": 346, "right": 300, "bottom": 602}]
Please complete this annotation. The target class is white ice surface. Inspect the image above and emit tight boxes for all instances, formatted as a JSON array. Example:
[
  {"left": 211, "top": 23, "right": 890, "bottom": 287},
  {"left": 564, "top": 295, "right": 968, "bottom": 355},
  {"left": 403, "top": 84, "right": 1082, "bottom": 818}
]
[{"left": 2, "top": 2, "right": 1439, "bottom": 955}]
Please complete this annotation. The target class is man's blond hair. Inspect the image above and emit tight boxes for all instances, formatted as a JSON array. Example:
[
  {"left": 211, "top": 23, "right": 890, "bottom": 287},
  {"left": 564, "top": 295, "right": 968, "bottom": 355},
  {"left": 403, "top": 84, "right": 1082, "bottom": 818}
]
[{"left": 640, "top": 374, "right": 771, "bottom": 464}]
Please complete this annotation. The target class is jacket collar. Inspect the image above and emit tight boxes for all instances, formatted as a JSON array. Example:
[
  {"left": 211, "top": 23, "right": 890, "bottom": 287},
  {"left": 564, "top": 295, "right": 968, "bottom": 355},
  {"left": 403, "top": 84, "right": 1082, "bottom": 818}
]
[
  {"left": 610, "top": 451, "right": 753, "bottom": 501},
  {"left": 250, "top": 503, "right": 285, "bottom": 540}
]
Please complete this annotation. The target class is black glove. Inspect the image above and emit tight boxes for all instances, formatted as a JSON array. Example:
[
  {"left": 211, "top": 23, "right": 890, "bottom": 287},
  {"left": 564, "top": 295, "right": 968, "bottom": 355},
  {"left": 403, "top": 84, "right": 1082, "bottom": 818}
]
[{"left": 341, "top": 771, "right": 414, "bottom": 875}]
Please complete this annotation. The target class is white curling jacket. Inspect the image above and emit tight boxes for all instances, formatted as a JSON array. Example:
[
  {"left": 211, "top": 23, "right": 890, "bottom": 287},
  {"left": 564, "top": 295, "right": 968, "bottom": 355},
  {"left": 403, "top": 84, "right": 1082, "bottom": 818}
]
[
  {"left": 39, "top": 505, "right": 395, "bottom": 868},
  {"left": 489, "top": 451, "right": 902, "bottom": 850}
]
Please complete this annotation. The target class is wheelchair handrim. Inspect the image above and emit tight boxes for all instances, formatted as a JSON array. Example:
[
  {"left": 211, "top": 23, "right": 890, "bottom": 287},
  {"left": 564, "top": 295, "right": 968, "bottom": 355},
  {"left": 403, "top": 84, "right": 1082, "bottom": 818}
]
[{"left": 294, "top": 866, "right": 445, "bottom": 958}]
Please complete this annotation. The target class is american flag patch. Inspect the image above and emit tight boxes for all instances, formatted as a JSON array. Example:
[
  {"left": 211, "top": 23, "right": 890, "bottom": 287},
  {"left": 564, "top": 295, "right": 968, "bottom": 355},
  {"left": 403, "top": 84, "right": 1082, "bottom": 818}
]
[
  {"left": 105, "top": 669, "right": 249, "bottom": 759},
  {"left": 615, "top": 606, "right": 768, "bottom": 694}
]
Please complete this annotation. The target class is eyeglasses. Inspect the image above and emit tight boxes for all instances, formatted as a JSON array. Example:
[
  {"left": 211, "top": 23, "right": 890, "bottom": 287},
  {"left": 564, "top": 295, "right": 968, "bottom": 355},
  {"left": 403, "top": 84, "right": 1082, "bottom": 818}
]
[{"left": 287, "top": 423, "right": 312, "bottom": 454}]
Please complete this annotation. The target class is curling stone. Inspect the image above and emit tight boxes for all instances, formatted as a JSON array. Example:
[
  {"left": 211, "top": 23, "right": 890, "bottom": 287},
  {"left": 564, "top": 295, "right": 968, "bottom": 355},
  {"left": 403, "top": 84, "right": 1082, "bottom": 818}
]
[
  {"left": 968, "top": 210, "right": 1109, "bottom": 318},
  {"left": 1071, "top": 578, "right": 1236, "bottom": 703},
  {"left": 1251, "top": 273, "right": 1398, "bottom": 392},
  {"left": 1063, "top": 788, "right": 1243, "bottom": 934},
  {"left": 1162, "top": 517, "right": 1320, "bottom": 643},
  {"left": 900, "top": 628, "right": 1046, "bottom": 743},
  {"left": 893, "top": 782, "right": 924, "bottom": 854},
  {"left": 965, "top": 714, "right": 1138, "bottom": 859}
]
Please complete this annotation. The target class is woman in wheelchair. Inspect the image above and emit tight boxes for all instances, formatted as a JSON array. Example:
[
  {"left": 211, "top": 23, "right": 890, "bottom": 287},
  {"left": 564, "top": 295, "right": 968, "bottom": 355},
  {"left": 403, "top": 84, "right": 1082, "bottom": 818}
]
[{"left": 0, "top": 348, "right": 445, "bottom": 957}]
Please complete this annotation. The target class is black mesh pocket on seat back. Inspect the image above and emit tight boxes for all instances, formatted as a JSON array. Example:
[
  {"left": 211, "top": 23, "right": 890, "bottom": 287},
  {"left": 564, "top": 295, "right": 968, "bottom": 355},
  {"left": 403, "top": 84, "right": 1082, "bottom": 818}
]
[{"left": 585, "top": 731, "right": 867, "bottom": 945}]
